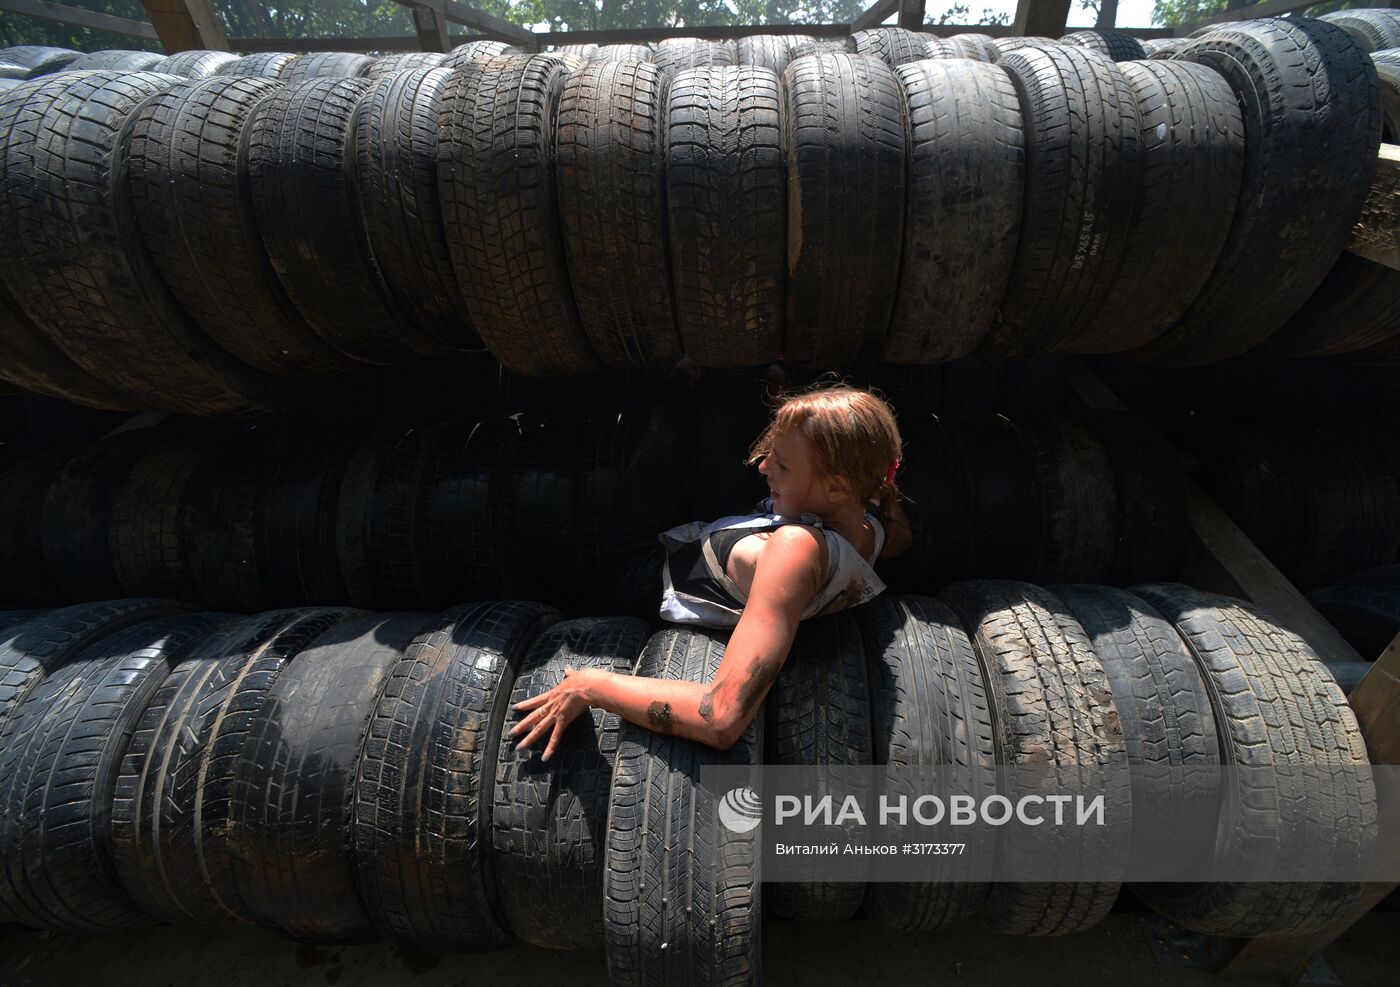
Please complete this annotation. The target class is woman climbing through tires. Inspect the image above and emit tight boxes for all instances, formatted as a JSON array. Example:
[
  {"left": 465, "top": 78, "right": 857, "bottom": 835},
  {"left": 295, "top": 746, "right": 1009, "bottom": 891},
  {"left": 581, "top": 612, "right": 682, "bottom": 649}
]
[{"left": 510, "top": 382, "right": 913, "bottom": 756}]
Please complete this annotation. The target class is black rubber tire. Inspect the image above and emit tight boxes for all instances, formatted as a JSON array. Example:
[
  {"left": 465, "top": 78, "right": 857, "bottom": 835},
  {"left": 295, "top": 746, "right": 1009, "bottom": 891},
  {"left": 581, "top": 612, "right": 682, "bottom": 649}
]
[
  {"left": 67, "top": 50, "right": 164, "bottom": 71},
  {"left": 438, "top": 54, "right": 598, "bottom": 376},
  {"left": 1195, "top": 426, "right": 1305, "bottom": 573},
  {"left": 788, "top": 39, "right": 852, "bottom": 60},
  {"left": 502, "top": 420, "right": 581, "bottom": 603},
  {"left": 856, "top": 595, "right": 994, "bottom": 931},
  {"left": 556, "top": 59, "right": 681, "bottom": 368},
  {"left": 880, "top": 415, "right": 974, "bottom": 590},
  {"left": 736, "top": 34, "right": 801, "bottom": 73},
  {"left": 1050, "top": 585, "right": 1220, "bottom": 871},
  {"left": 1296, "top": 430, "right": 1400, "bottom": 588},
  {"left": 557, "top": 43, "right": 598, "bottom": 59},
  {"left": 353, "top": 67, "right": 474, "bottom": 350},
  {"left": 281, "top": 51, "right": 373, "bottom": 84},
  {"left": 183, "top": 435, "right": 279, "bottom": 612},
  {"left": 222, "top": 52, "right": 298, "bottom": 78},
  {"left": 248, "top": 77, "right": 438, "bottom": 364},
  {"left": 988, "top": 37, "right": 1061, "bottom": 60},
  {"left": 1321, "top": 10, "right": 1400, "bottom": 52},
  {"left": 0, "top": 447, "right": 74, "bottom": 605},
  {"left": 228, "top": 611, "right": 435, "bottom": 942},
  {"left": 938, "top": 580, "right": 1128, "bottom": 937},
  {"left": 493, "top": 617, "right": 648, "bottom": 949},
  {"left": 39, "top": 431, "right": 162, "bottom": 602},
  {"left": 354, "top": 601, "right": 559, "bottom": 951},
  {"left": 1268, "top": 251, "right": 1400, "bottom": 357},
  {"left": 980, "top": 45, "right": 1140, "bottom": 357},
  {"left": 125, "top": 76, "right": 348, "bottom": 378},
  {"left": 851, "top": 27, "right": 956, "bottom": 65},
  {"left": 0, "top": 46, "right": 80, "bottom": 76},
  {"left": 1132, "top": 19, "right": 1382, "bottom": 365},
  {"left": 1143, "top": 38, "right": 1191, "bottom": 58},
  {"left": 256, "top": 434, "right": 355, "bottom": 606},
  {"left": 1076, "top": 59, "right": 1245, "bottom": 353},
  {"left": 603, "top": 626, "right": 764, "bottom": 987},
  {"left": 766, "top": 613, "right": 870, "bottom": 922},
  {"left": 0, "top": 611, "right": 42, "bottom": 636},
  {"left": 1014, "top": 416, "right": 1118, "bottom": 584},
  {"left": 0, "top": 72, "right": 287, "bottom": 415},
  {"left": 1081, "top": 412, "right": 1190, "bottom": 585},
  {"left": 591, "top": 44, "right": 654, "bottom": 64},
  {"left": 0, "top": 614, "right": 219, "bottom": 931},
  {"left": 948, "top": 33, "right": 999, "bottom": 61},
  {"left": 152, "top": 50, "right": 238, "bottom": 78},
  {"left": 365, "top": 52, "right": 445, "bottom": 77},
  {"left": 1374, "top": 46, "right": 1400, "bottom": 66},
  {"left": 1060, "top": 29, "right": 1146, "bottom": 61},
  {"left": 575, "top": 414, "right": 647, "bottom": 608},
  {"left": 885, "top": 59, "right": 1022, "bottom": 363},
  {"left": 108, "top": 439, "right": 209, "bottom": 599},
  {"left": 1308, "top": 580, "right": 1400, "bottom": 659},
  {"left": 111, "top": 608, "right": 357, "bottom": 926},
  {"left": 666, "top": 65, "right": 785, "bottom": 367},
  {"left": 415, "top": 422, "right": 512, "bottom": 604},
  {"left": 653, "top": 37, "right": 737, "bottom": 78},
  {"left": 784, "top": 52, "right": 906, "bottom": 367},
  {"left": 944, "top": 417, "right": 1039, "bottom": 578},
  {"left": 443, "top": 40, "right": 519, "bottom": 69},
  {"left": 1130, "top": 583, "right": 1375, "bottom": 936}
]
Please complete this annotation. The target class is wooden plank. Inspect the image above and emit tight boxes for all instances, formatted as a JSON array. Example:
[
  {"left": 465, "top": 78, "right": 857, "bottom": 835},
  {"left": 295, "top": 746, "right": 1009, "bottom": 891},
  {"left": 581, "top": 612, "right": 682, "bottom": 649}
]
[
  {"left": 1347, "top": 144, "right": 1400, "bottom": 273},
  {"left": 410, "top": 5, "right": 451, "bottom": 52},
  {"left": 897, "top": 0, "right": 926, "bottom": 30},
  {"left": 389, "top": 0, "right": 532, "bottom": 47},
  {"left": 853, "top": 0, "right": 900, "bottom": 31},
  {"left": 0, "top": 0, "right": 159, "bottom": 40},
  {"left": 534, "top": 24, "right": 855, "bottom": 46},
  {"left": 139, "top": 0, "right": 228, "bottom": 51},
  {"left": 229, "top": 35, "right": 423, "bottom": 53},
  {"left": 1012, "top": 0, "right": 1071, "bottom": 38}
]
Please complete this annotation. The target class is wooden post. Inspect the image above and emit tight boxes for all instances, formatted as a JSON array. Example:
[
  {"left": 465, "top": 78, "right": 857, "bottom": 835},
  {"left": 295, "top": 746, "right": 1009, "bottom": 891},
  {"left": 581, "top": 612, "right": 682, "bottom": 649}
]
[
  {"left": 1096, "top": 0, "right": 1118, "bottom": 29},
  {"left": 897, "top": 0, "right": 926, "bottom": 30},
  {"left": 1012, "top": 0, "right": 1071, "bottom": 37},
  {"left": 411, "top": 4, "right": 451, "bottom": 52},
  {"left": 139, "top": 0, "right": 229, "bottom": 51}
]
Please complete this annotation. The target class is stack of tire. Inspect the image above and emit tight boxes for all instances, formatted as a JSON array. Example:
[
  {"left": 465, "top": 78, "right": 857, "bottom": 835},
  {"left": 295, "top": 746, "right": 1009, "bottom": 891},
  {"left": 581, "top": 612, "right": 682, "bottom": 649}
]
[
  {"left": 0, "top": 581, "right": 1372, "bottom": 978},
  {"left": 0, "top": 16, "right": 1383, "bottom": 415},
  {"left": 1309, "top": 563, "right": 1400, "bottom": 658}
]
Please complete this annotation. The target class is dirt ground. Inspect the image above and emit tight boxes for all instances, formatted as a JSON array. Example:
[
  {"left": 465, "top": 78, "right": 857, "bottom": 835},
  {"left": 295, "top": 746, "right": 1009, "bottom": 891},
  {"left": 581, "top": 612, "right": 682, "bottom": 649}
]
[{"left": 2, "top": 911, "right": 1397, "bottom": 986}]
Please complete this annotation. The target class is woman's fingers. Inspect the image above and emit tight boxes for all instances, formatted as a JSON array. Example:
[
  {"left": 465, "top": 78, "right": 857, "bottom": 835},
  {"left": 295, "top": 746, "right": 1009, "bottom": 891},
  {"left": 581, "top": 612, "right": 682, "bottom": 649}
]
[
  {"left": 513, "top": 690, "right": 549, "bottom": 712},
  {"left": 542, "top": 718, "right": 568, "bottom": 762},
  {"left": 515, "top": 717, "right": 553, "bottom": 753}
]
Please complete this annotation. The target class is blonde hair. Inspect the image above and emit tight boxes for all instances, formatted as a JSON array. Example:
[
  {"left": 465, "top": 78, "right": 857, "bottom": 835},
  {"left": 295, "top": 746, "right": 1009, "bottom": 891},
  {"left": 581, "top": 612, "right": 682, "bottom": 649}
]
[{"left": 747, "top": 384, "right": 903, "bottom": 503}]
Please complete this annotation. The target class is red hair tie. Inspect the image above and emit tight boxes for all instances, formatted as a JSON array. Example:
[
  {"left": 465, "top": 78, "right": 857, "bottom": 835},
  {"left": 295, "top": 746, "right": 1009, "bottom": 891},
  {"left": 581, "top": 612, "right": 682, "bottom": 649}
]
[{"left": 884, "top": 459, "right": 899, "bottom": 486}]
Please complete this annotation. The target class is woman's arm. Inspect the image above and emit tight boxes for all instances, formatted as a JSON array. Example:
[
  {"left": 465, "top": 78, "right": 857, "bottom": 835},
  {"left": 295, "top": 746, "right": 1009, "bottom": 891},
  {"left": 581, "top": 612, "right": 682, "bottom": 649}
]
[
  {"left": 877, "top": 491, "right": 913, "bottom": 560},
  {"left": 511, "top": 524, "right": 825, "bottom": 757}
]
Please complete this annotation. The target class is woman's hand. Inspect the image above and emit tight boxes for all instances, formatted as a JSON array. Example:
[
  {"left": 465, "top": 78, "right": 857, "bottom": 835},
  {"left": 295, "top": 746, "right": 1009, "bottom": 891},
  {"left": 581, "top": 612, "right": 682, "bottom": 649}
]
[{"left": 510, "top": 666, "right": 599, "bottom": 761}]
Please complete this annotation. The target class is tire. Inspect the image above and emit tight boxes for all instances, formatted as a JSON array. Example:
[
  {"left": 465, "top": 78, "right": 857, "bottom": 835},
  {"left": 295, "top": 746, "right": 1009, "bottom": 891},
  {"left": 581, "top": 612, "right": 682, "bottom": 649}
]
[
  {"left": 1132, "top": 19, "right": 1382, "bottom": 365},
  {"left": 653, "top": 38, "right": 737, "bottom": 77},
  {"left": 111, "top": 608, "right": 358, "bottom": 926},
  {"left": 0, "top": 614, "right": 220, "bottom": 931},
  {"left": 228, "top": 611, "right": 436, "bottom": 942},
  {"left": 256, "top": 434, "right": 355, "bottom": 606},
  {"left": 1143, "top": 38, "right": 1191, "bottom": 57},
  {"left": 151, "top": 50, "right": 238, "bottom": 78},
  {"left": 354, "top": 602, "right": 559, "bottom": 950},
  {"left": 591, "top": 44, "right": 654, "bottom": 64},
  {"left": 788, "top": 39, "right": 852, "bottom": 59},
  {"left": 938, "top": 580, "right": 1128, "bottom": 936},
  {"left": 493, "top": 617, "right": 649, "bottom": 949},
  {"left": 67, "top": 50, "right": 163, "bottom": 71},
  {"left": 856, "top": 595, "right": 994, "bottom": 931},
  {"left": 948, "top": 33, "right": 999, "bottom": 61},
  {"left": 248, "top": 77, "right": 438, "bottom": 364},
  {"left": 222, "top": 52, "right": 297, "bottom": 78},
  {"left": 503, "top": 420, "right": 580, "bottom": 603},
  {"left": 1081, "top": 412, "right": 1189, "bottom": 585},
  {"left": 666, "top": 66, "right": 785, "bottom": 367},
  {"left": 1267, "top": 251, "right": 1400, "bottom": 357},
  {"left": 881, "top": 416, "right": 974, "bottom": 589},
  {"left": 1014, "top": 416, "right": 1118, "bottom": 584},
  {"left": 735, "top": 34, "right": 800, "bottom": 73},
  {"left": 1375, "top": 47, "right": 1400, "bottom": 66},
  {"left": 415, "top": 422, "right": 512, "bottom": 604},
  {"left": 765, "top": 613, "right": 870, "bottom": 922},
  {"left": 281, "top": 51, "right": 373, "bottom": 84},
  {"left": 0, "top": 611, "right": 42, "bottom": 636},
  {"left": 1308, "top": 580, "right": 1400, "bottom": 659},
  {"left": 944, "top": 417, "right": 1038, "bottom": 578},
  {"left": 603, "top": 626, "right": 764, "bottom": 987},
  {"left": 0, "top": 448, "right": 74, "bottom": 605},
  {"left": 126, "top": 77, "right": 348, "bottom": 378},
  {"left": 1059, "top": 30, "right": 1146, "bottom": 61},
  {"left": 989, "top": 37, "right": 1060, "bottom": 60},
  {"left": 979, "top": 46, "right": 1140, "bottom": 356},
  {"left": 0, "top": 72, "right": 288, "bottom": 415},
  {"left": 184, "top": 435, "right": 278, "bottom": 612},
  {"left": 443, "top": 40, "right": 519, "bottom": 69},
  {"left": 109, "top": 439, "right": 220, "bottom": 603},
  {"left": 1050, "top": 585, "right": 1220, "bottom": 871},
  {"left": 784, "top": 52, "right": 906, "bottom": 366},
  {"left": 1130, "top": 584, "right": 1376, "bottom": 936},
  {"left": 40, "top": 431, "right": 162, "bottom": 602},
  {"left": 1195, "top": 425, "right": 1305, "bottom": 572},
  {"left": 556, "top": 60, "right": 680, "bottom": 368},
  {"left": 354, "top": 68, "right": 475, "bottom": 349},
  {"left": 0, "top": 46, "right": 80, "bottom": 77},
  {"left": 1321, "top": 11, "right": 1400, "bottom": 52},
  {"left": 851, "top": 27, "right": 956, "bottom": 66},
  {"left": 1073, "top": 60, "right": 1244, "bottom": 353},
  {"left": 885, "top": 59, "right": 1022, "bottom": 363},
  {"left": 1293, "top": 430, "right": 1400, "bottom": 588},
  {"left": 438, "top": 55, "right": 598, "bottom": 376},
  {"left": 365, "top": 52, "right": 445, "bottom": 77}
]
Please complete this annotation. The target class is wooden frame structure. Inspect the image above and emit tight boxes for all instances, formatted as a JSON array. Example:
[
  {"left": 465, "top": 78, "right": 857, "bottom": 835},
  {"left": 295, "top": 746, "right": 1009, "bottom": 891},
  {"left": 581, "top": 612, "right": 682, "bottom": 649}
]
[{"left": 1, "top": 1, "right": 1398, "bottom": 984}]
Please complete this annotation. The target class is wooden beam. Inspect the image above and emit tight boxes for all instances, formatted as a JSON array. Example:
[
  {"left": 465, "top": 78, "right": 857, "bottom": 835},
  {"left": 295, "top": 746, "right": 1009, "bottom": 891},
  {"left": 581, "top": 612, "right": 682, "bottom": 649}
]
[
  {"left": 897, "top": 0, "right": 926, "bottom": 31},
  {"left": 853, "top": 0, "right": 899, "bottom": 31},
  {"left": 1347, "top": 143, "right": 1400, "bottom": 273},
  {"left": 1013, "top": 0, "right": 1071, "bottom": 38},
  {"left": 229, "top": 35, "right": 425, "bottom": 53},
  {"left": 0, "top": 0, "right": 158, "bottom": 40},
  {"left": 390, "top": 1, "right": 531, "bottom": 47},
  {"left": 139, "top": 1, "right": 228, "bottom": 52},
  {"left": 534, "top": 24, "right": 855, "bottom": 46},
  {"left": 410, "top": 5, "right": 451, "bottom": 52}
]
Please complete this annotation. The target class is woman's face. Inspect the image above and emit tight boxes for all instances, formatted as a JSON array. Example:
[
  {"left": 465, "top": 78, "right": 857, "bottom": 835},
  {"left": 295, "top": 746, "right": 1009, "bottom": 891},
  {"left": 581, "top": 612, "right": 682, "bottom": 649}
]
[{"left": 757, "top": 431, "right": 833, "bottom": 517}]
